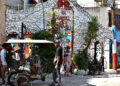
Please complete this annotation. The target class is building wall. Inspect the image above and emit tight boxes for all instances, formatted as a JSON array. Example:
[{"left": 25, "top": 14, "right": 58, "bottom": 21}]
[
  {"left": 6, "top": 0, "right": 20, "bottom": 7},
  {"left": 85, "top": 7, "right": 109, "bottom": 27},
  {"left": 115, "top": 0, "right": 120, "bottom": 9},
  {"left": 77, "top": 0, "right": 98, "bottom": 7},
  {"left": 0, "top": 0, "right": 6, "bottom": 44},
  {"left": 6, "top": 0, "right": 111, "bottom": 54},
  {"left": 6, "top": 0, "right": 90, "bottom": 53}
]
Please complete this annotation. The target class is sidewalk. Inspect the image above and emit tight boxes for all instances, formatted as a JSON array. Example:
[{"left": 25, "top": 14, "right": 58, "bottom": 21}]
[
  {"left": 104, "top": 69, "right": 117, "bottom": 74},
  {"left": 1, "top": 72, "right": 120, "bottom": 86},
  {"left": 31, "top": 73, "right": 120, "bottom": 86}
]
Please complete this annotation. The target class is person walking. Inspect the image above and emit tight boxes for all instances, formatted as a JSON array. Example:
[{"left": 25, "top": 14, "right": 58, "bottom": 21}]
[
  {"left": 64, "top": 46, "right": 72, "bottom": 77},
  {"left": 0, "top": 43, "right": 9, "bottom": 85},
  {"left": 49, "top": 40, "right": 63, "bottom": 86}
]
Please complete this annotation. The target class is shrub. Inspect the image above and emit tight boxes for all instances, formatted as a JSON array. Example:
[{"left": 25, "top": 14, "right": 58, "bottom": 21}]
[
  {"left": 72, "top": 17, "right": 99, "bottom": 71},
  {"left": 32, "top": 30, "right": 56, "bottom": 73},
  {"left": 72, "top": 51, "right": 90, "bottom": 70}
]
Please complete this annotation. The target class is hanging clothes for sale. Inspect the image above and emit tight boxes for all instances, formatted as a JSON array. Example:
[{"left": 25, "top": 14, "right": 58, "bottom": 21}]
[{"left": 25, "top": 44, "right": 32, "bottom": 59}]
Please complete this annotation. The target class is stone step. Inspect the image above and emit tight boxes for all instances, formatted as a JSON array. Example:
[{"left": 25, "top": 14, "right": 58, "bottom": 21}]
[
  {"left": 117, "top": 68, "right": 120, "bottom": 73},
  {"left": 104, "top": 69, "right": 117, "bottom": 74}
]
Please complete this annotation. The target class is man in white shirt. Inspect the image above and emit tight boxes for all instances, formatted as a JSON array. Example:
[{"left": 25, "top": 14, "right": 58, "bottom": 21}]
[
  {"left": 1, "top": 47, "right": 7, "bottom": 66},
  {"left": 0, "top": 43, "right": 9, "bottom": 85}
]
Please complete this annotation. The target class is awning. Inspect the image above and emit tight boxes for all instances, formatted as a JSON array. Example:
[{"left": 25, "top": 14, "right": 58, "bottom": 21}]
[{"left": 6, "top": 39, "right": 53, "bottom": 44}]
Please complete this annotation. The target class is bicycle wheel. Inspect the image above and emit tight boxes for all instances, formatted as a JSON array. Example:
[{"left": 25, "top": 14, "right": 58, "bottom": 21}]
[{"left": 15, "top": 73, "right": 30, "bottom": 86}]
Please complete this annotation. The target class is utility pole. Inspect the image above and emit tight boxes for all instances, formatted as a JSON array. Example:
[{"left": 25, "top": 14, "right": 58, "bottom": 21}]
[
  {"left": 0, "top": 0, "right": 6, "bottom": 44},
  {"left": 111, "top": 0, "right": 117, "bottom": 70},
  {"left": 112, "top": 0, "right": 115, "bottom": 25}
]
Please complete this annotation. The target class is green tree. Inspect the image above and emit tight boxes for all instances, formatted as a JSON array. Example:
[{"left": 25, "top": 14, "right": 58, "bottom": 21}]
[
  {"left": 32, "top": 30, "right": 56, "bottom": 73},
  {"left": 47, "top": 11, "right": 60, "bottom": 35},
  {"left": 84, "top": 17, "right": 99, "bottom": 51},
  {"left": 72, "top": 17, "right": 99, "bottom": 70}
]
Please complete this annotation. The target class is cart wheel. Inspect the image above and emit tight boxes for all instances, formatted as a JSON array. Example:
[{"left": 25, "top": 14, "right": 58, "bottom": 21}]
[
  {"left": 41, "top": 75, "right": 45, "bottom": 81},
  {"left": 8, "top": 71, "right": 23, "bottom": 86},
  {"left": 15, "top": 74, "right": 30, "bottom": 86}
]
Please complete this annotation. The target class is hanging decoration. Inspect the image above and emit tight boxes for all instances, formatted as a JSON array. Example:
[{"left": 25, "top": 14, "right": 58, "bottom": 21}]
[
  {"left": 57, "top": 0, "right": 70, "bottom": 8},
  {"left": 56, "top": 0, "right": 74, "bottom": 53}
]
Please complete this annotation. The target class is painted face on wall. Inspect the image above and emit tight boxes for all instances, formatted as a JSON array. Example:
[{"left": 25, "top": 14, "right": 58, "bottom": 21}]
[{"left": 96, "top": 43, "right": 102, "bottom": 61}]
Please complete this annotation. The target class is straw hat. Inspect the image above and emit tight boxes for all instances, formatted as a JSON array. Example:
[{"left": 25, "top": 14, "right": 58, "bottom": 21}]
[{"left": 14, "top": 46, "right": 20, "bottom": 52}]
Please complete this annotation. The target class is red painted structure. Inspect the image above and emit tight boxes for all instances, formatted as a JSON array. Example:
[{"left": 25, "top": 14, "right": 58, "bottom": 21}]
[
  {"left": 113, "top": 53, "right": 117, "bottom": 70},
  {"left": 112, "top": 38, "right": 117, "bottom": 70},
  {"left": 54, "top": 0, "right": 74, "bottom": 54}
]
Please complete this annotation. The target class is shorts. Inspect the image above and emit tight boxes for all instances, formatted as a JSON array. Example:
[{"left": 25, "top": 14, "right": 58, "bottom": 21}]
[{"left": 1, "top": 65, "right": 8, "bottom": 70}]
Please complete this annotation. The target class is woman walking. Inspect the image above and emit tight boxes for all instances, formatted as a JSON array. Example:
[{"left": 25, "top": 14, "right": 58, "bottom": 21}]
[{"left": 64, "top": 46, "right": 72, "bottom": 76}]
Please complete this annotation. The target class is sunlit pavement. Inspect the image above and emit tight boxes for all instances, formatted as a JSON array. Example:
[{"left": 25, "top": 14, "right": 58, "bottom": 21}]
[
  {"left": 1, "top": 73, "right": 120, "bottom": 86},
  {"left": 31, "top": 73, "right": 120, "bottom": 86}
]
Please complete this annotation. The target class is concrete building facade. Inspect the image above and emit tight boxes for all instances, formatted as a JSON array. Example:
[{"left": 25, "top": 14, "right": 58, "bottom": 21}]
[
  {"left": 6, "top": 0, "right": 112, "bottom": 53},
  {"left": 6, "top": 0, "right": 91, "bottom": 53},
  {"left": 77, "top": 0, "right": 120, "bottom": 69}
]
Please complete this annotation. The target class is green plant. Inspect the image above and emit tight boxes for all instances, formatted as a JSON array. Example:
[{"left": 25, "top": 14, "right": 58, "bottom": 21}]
[
  {"left": 72, "top": 17, "right": 99, "bottom": 70},
  {"left": 47, "top": 11, "right": 61, "bottom": 35},
  {"left": 32, "top": 30, "right": 56, "bottom": 73},
  {"left": 84, "top": 17, "right": 99, "bottom": 51},
  {"left": 72, "top": 51, "right": 90, "bottom": 70}
]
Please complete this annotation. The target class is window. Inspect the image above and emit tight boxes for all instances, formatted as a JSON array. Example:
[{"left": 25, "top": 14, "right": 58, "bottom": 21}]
[
  {"left": 108, "top": 12, "right": 112, "bottom": 27},
  {"left": 39, "top": 0, "right": 48, "bottom": 3}
]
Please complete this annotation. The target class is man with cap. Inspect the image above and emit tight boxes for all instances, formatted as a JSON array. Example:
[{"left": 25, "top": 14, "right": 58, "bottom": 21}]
[{"left": 49, "top": 40, "right": 63, "bottom": 86}]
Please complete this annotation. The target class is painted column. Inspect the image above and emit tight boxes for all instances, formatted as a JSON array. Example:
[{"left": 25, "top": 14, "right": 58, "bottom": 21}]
[
  {"left": 112, "top": 25, "right": 117, "bottom": 70},
  {"left": 109, "top": 39, "right": 113, "bottom": 69},
  {"left": 104, "top": 39, "right": 110, "bottom": 69}
]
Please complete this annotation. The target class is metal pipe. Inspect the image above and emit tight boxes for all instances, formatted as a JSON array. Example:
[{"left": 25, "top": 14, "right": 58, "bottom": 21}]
[
  {"left": 111, "top": 0, "right": 117, "bottom": 70},
  {"left": 72, "top": 8, "right": 74, "bottom": 54}
]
